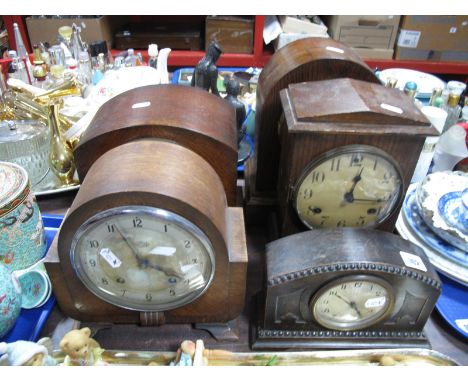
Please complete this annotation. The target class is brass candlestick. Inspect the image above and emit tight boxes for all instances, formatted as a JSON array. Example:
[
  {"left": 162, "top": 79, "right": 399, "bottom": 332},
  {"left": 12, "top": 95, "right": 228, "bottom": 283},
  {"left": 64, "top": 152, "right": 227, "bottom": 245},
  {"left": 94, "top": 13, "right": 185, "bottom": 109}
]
[{"left": 47, "top": 101, "right": 77, "bottom": 186}]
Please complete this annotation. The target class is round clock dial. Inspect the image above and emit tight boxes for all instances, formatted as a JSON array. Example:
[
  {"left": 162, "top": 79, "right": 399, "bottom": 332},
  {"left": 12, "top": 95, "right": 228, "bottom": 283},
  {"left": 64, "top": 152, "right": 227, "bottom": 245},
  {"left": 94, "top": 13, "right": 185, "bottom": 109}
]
[
  {"left": 310, "top": 276, "right": 393, "bottom": 331},
  {"left": 70, "top": 206, "right": 215, "bottom": 312},
  {"left": 293, "top": 145, "right": 403, "bottom": 229}
]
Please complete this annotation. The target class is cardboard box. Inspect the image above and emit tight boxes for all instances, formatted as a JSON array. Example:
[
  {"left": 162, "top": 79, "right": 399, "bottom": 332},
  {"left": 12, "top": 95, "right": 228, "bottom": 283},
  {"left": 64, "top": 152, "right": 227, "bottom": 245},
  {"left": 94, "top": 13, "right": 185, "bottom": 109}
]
[
  {"left": 205, "top": 16, "right": 254, "bottom": 54},
  {"left": 278, "top": 16, "right": 328, "bottom": 35},
  {"left": 273, "top": 32, "right": 329, "bottom": 51},
  {"left": 394, "top": 47, "right": 468, "bottom": 62},
  {"left": 352, "top": 47, "right": 394, "bottom": 60},
  {"left": 26, "top": 16, "right": 126, "bottom": 49},
  {"left": 325, "top": 15, "right": 401, "bottom": 50},
  {"left": 395, "top": 15, "right": 468, "bottom": 61},
  {"left": 396, "top": 15, "right": 468, "bottom": 51}
]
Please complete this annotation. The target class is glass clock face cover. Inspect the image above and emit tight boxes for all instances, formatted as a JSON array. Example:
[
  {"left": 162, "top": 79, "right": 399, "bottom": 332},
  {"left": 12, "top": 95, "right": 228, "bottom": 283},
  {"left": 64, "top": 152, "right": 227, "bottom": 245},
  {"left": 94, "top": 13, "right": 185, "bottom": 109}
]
[
  {"left": 311, "top": 276, "right": 393, "bottom": 330},
  {"left": 70, "top": 206, "right": 215, "bottom": 311},
  {"left": 294, "top": 145, "right": 403, "bottom": 229}
]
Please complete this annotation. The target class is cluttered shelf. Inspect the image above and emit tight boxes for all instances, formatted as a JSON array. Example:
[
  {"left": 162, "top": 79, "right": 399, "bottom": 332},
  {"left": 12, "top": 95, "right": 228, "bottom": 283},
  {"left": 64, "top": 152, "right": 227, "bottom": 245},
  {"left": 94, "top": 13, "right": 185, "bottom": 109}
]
[{"left": 2, "top": 15, "right": 468, "bottom": 77}]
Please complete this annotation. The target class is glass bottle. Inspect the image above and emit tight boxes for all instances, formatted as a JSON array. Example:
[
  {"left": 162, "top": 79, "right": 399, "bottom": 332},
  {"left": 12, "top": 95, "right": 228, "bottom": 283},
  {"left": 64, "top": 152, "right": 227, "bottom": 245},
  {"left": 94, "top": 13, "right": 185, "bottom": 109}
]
[
  {"left": 77, "top": 51, "right": 92, "bottom": 86},
  {"left": 429, "top": 87, "right": 443, "bottom": 106},
  {"left": 9, "top": 56, "right": 31, "bottom": 84},
  {"left": 124, "top": 49, "right": 142, "bottom": 67},
  {"left": 12, "top": 22, "right": 33, "bottom": 84},
  {"left": 403, "top": 81, "right": 418, "bottom": 99},
  {"left": 148, "top": 44, "right": 158, "bottom": 69},
  {"left": 47, "top": 101, "right": 77, "bottom": 186},
  {"left": 442, "top": 93, "right": 462, "bottom": 132},
  {"left": 92, "top": 53, "right": 106, "bottom": 85},
  {"left": 32, "top": 45, "right": 48, "bottom": 89}
]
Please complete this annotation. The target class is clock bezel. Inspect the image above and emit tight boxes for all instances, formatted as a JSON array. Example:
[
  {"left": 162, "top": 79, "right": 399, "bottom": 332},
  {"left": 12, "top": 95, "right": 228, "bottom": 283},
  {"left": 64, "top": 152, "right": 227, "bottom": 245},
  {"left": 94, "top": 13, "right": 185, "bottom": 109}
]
[
  {"left": 308, "top": 274, "right": 395, "bottom": 331},
  {"left": 70, "top": 205, "right": 216, "bottom": 312},
  {"left": 292, "top": 144, "right": 405, "bottom": 230}
]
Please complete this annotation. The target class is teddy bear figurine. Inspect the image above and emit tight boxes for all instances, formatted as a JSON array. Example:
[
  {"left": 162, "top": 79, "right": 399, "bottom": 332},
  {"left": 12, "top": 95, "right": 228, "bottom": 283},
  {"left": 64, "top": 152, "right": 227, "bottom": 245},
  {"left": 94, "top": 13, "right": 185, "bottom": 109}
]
[
  {"left": 0, "top": 337, "right": 57, "bottom": 366},
  {"left": 59, "top": 327, "right": 107, "bottom": 366}
]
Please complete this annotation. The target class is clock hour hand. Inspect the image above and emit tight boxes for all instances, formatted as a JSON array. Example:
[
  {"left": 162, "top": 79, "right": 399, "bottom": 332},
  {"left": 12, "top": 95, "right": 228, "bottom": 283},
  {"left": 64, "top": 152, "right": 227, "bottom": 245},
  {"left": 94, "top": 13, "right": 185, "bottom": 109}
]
[
  {"left": 335, "top": 293, "right": 362, "bottom": 318},
  {"left": 343, "top": 167, "right": 364, "bottom": 203}
]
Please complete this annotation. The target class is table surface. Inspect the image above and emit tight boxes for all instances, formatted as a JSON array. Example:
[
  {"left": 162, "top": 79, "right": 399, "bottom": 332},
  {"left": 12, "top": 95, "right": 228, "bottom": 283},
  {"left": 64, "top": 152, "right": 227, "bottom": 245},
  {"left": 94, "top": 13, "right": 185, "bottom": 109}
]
[{"left": 36, "top": 190, "right": 468, "bottom": 366}]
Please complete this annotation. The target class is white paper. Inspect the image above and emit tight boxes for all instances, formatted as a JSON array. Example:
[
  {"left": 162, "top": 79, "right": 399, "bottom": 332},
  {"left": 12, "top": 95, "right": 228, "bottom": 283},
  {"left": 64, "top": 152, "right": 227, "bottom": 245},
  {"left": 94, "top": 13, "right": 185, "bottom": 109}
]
[
  {"left": 100, "top": 248, "right": 122, "bottom": 268},
  {"left": 365, "top": 296, "right": 386, "bottom": 309},
  {"left": 263, "top": 15, "right": 283, "bottom": 45},
  {"left": 149, "top": 246, "right": 176, "bottom": 256},
  {"left": 400, "top": 251, "right": 427, "bottom": 272},
  {"left": 397, "top": 30, "right": 421, "bottom": 48},
  {"left": 455, "top": 319, "right": 468, "bottom": 334}
]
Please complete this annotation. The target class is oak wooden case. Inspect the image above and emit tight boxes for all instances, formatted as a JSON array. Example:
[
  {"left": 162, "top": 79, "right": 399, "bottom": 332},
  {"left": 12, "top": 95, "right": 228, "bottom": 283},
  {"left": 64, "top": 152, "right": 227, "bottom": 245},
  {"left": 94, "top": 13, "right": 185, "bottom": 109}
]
[
  {"left": 277, "top": 78, "right": 438, "bottom": 237},
  {"left": 74, "top": 85, "right": 238, "bottom": 206},
  {"left": 245, "top": 37, "right": 380, "bottom": 201},
  {"left": 46, "top": 140, "right": 248, "bottom": 324},
  {"left": 252, "top": 229, "right": 442, "bottom": 349}
]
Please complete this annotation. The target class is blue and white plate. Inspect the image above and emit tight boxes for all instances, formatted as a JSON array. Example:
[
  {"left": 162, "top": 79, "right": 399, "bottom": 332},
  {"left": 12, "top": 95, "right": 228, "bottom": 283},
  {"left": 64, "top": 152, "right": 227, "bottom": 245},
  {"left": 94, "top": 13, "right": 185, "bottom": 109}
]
[
  {"left": 403, "top": 186, "right": 468, "bottom": 268},
  {"left": 439, "top": 190, "right": 468, "bottom": 236}
]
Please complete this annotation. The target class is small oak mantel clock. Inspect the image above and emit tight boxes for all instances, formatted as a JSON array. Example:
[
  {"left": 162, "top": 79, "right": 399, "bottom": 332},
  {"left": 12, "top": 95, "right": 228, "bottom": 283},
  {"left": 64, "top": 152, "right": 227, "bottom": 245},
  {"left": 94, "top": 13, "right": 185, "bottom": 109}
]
[
  {"left": 277, "top": 77, "right": 439, "bottom": 237},
  {"left": 44, "top": 86, "right": 248, "bottom": 328},
  {"left": 251, "top": 229, "right": 441, "bottom": 349}
]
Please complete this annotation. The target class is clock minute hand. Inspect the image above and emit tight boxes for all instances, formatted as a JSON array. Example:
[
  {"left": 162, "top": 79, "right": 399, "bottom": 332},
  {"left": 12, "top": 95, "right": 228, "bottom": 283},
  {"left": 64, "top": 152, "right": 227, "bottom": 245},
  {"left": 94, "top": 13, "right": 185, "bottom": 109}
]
[{"left": 114, "top": 225, "right": 145, "bottom": 267}]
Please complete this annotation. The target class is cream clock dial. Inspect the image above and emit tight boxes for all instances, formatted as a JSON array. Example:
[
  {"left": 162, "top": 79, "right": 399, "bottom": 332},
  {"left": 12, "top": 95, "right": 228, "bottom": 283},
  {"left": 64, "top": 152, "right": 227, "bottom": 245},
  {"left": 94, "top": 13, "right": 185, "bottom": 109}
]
[
  {"left": 70, "top": 206, "right": 215, "bottom": 312},
  {"left": 310, "top": 276, "right": 393, "bottom": 331},
  {"left": 293, "top": 145, "right": 403, "bottom": 229}
]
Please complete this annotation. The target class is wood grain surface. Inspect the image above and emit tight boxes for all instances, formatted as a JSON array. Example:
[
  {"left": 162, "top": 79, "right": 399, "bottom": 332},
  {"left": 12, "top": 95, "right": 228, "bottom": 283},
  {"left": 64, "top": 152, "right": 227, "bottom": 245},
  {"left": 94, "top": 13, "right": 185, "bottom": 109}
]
[
  {"left": 49, "top": 139, "right": 247, "bottom": 324},
  {"left": 74, "top": 85, "right": 239, "bottom": 206},
  {"left": 249, "top": 37, "right": 381, "bottom": 195}
]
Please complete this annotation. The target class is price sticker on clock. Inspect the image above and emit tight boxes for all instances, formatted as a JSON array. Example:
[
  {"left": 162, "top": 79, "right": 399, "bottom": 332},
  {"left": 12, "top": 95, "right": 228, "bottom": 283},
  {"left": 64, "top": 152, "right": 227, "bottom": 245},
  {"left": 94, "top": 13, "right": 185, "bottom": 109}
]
[
  {"left": 365, "top": 296, "right": 386, "bottom": 309},
  {"left": 400, "top": 251, "right": 427, "bottom": 272},
  {"left": 99, "top": 248, "right": 122, "bottom": 269}
]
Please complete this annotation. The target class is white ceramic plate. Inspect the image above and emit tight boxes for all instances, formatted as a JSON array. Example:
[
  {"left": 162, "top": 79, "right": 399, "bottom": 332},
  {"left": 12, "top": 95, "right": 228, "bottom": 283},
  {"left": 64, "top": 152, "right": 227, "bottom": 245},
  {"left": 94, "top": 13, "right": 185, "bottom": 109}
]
[{"left": 378, "top": 68, "right": 445, "bottom": 98}]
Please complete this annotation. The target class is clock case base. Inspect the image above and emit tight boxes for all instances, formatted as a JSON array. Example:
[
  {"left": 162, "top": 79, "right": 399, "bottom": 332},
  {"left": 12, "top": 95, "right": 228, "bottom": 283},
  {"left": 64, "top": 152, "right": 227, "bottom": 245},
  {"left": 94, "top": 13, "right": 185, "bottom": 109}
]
[{"left": 251, "top": 294, "right": 430, "bottom": 350}]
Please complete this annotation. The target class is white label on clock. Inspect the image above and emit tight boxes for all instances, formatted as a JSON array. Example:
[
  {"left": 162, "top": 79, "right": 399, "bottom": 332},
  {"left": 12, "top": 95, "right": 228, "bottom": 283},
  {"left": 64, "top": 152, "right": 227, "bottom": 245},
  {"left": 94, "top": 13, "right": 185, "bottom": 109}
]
[
  {"left": 400, "top": 251, "right": 427, "bottom": 272},
  {"left": 149, "top": 246, "right": 176, "bottom": 256},
  {"left": 326, "top": 46, "right": 344, "bottom": 54},
  {"left": 365, "top": 296, "right": 386, "bottom": 308},
  {"left": 380, "top": 103, "right": 403, "bottom": 114},
  {"left": 100, "top": 248, "right": 122, "bottom": 268},
  {"left": 455, "top": 319, "right": 468, "bottom": 334}
]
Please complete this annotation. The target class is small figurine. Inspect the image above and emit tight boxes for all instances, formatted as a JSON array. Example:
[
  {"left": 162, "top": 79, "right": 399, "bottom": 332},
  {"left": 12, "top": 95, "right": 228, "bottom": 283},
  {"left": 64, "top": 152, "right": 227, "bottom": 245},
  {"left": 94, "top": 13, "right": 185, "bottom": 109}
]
[
  {"left": 169, "top": 340, "right": 196, "bottom": 366},
  {"left": 191, "top": 41, "right": 222, "bottom": 96},
  {"left": 0, "top": 337, "right": 57, "bottom": 366},
  {"left": 224, "top": 76, "right": 247, "bottom": 146},
  {"left": 59, "top": 327, "right": 107, "bottom": 366}
]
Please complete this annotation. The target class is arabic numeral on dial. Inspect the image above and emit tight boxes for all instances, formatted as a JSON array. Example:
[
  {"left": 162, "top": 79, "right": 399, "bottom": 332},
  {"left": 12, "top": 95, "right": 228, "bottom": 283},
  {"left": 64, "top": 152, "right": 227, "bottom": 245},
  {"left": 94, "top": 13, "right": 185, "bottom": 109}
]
[
  {"left": 101, "top": 277, "right": 109, "bottom": 285},
  {"left": 336, "top": 220, "right": 346, "bottom": 227},
  {"left": 302, "top": 189, "right": 313, "bottom": 199},
  {"left": 310, "top": 171, "right": 325, "bottom": 183},
  {"left": 107, "top": 224, "right": 115, "bottom": 233},
  {"left": 145, "top": 293, "right": 152, "bottom": 301},
  {"left": 323, "top": 308, "right": 330, "bottom": 313},
  {"left": 340, "top": 284, "right": 347, "bottom": 290},
  {"left": 89, "top": 240, "right": 99, "bottom": 248},
  {"left": 169, "top": 289, "right": 176, "bottom": 296},
  {"left": 357, "top": 216, "right": 367, "bottom": 226},
  {"left": 133, "top": 217, "right": 143, "bottom": 228},
  {"left": 382, "top": 172, "right": 392, "bottom": 184},
  {"left": 116, "top": 277, "right": 125, "bottom": 284},
  {"left": 354, "top": 282, "right": 363, "bottom": 288},
  {"left": 184, "top": 240, "right": 191, "bottom": 248},
  {"left": 319, "top": 216, "right": 329, "bottom": 226},
  {"left": 350, "top": 154, "right": 363, "bottom": 166},
  {"left": 192, "top": 258, "right": 198, "bottom": 264},
  {"left": 89, "top": 259, "right": 96, "bottom": 267},
  {"left": 164, "top": 225, "right": 168, "bottom": 233}
]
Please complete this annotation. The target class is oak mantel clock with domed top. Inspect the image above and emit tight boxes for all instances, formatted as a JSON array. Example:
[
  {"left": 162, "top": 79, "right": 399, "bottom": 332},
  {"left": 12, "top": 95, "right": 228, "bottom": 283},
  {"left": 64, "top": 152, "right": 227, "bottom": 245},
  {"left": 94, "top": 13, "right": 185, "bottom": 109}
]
[{"left": 44, "top": 85, "right": 248, "bottom": 330}]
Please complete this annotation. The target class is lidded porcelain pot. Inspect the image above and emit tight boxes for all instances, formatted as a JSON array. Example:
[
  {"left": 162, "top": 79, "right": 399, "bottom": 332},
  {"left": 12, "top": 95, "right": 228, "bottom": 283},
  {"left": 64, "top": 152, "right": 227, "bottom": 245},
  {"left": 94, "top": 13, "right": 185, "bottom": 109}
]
[{"left": 0, "top": 161, "right": 46, "bottom": 271}]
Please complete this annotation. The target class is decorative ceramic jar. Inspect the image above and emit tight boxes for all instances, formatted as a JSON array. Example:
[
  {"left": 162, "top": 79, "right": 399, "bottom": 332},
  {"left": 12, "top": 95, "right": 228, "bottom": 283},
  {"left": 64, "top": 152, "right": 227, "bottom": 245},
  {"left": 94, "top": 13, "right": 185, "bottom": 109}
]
[
  {"left": 0, "top": 161, "right": 46, "bottom": 271},
  {"left": 0, "top": 263, "right": 21, "bottom": 338}
]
